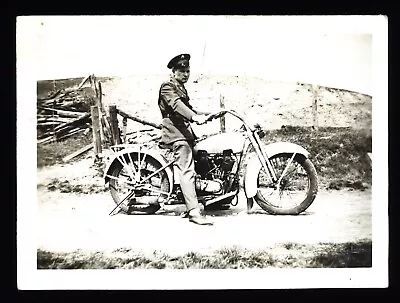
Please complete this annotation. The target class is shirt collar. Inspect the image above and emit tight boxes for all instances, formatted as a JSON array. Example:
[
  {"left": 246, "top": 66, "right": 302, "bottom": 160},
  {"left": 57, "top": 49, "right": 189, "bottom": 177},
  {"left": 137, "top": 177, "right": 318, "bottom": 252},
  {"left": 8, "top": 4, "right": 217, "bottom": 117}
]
[{"left": 170, "top": 76, "right": 185, "bottom": 88}]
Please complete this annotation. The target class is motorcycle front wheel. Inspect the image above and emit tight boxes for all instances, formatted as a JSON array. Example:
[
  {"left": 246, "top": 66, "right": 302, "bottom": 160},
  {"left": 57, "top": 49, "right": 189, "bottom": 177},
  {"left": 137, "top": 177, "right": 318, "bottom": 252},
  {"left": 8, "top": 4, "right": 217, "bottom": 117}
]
[
  {"left": 255, "top": 153, "right": 318, "bottom": 215},
  {"left": 109, "top": 153, "right": 170, "bottom": 215}
]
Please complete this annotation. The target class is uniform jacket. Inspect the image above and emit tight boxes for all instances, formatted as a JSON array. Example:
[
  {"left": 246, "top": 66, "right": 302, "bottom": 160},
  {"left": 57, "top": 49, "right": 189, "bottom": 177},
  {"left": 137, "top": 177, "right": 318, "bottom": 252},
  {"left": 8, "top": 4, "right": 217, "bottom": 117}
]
[{"left": 158, "top": 76, "right": 198, "bottom": 146}]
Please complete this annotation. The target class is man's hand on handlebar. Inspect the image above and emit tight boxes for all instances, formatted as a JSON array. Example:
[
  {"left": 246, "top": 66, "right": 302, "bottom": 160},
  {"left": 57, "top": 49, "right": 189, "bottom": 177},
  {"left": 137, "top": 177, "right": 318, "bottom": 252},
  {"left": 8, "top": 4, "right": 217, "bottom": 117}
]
[
  {"left": 193, "top": 111, "right": 228, "bottom": 125},
  {"left": 192, "top": 114, "right": 208, "bottom": 125}
]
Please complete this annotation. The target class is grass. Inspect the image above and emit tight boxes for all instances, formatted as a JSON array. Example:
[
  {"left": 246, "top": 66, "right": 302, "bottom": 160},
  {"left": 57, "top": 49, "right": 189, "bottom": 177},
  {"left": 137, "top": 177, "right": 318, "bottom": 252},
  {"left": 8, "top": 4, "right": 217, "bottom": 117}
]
[
  {"left": 261, "top": 126, "right": 372, "bottom": 189},
  {"left": 37, "top": 132, "right": 93, "bottom": 168},
  {"left": 37, "top": 240, "right": 371, "bottom": 269},
  {"left": 45, "top": 178, "right": 107, "bottom": 194},
  {"left": 309, "top": 242, "right": 372, "bottom": 268}
]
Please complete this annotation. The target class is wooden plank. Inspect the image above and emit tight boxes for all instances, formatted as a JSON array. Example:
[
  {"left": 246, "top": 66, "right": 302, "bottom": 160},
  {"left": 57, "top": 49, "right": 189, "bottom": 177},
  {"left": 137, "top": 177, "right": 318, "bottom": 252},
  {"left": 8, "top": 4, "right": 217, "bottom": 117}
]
[
  {"left": 54, "top": 113, "right": 90, "bottom": 131},
  {"left": 62, "top": 143, "right": 94, "bottom": 162},
  {"left": 38, "top": 107, "right": 86, "bottom": 118},
  {"left": 62, "top": 87, "right": 80, "bottom": 93},
  {"left": 220, "top": 94, "right": 226, "bottom": 133},
  {"left": 91, "top": 106, "right": 102, "bottom": 156},
  {"left": 37, "top": 136, "right": 56, "bottom": 145},
  {"left": 37, "top": 117, "right": 72, "bottom": 123},
  {"left": 61, "top": 85, "right": 92, "bottom": 94},
  {"left": 37, "top": 122, "right": 63, "bottom": 129},
  {"left": 117, "top": 108, "right": 161, "bottom": 130},
  {"left": 57, "top": 100, "right": 87, "bottom": 109},
  {"left": 37, "top": 114, "right": 59, "bottom": 118},
  {"left": 77, "top": 75, "right": 91, "bottom": 89}
]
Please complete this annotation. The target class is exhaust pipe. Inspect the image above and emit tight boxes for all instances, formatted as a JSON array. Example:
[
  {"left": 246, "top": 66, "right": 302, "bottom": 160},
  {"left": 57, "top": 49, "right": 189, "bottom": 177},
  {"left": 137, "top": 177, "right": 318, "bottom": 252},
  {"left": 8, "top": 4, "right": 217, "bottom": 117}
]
[{"left": 203, "top": 191, "right": 237, "bottom": 206}]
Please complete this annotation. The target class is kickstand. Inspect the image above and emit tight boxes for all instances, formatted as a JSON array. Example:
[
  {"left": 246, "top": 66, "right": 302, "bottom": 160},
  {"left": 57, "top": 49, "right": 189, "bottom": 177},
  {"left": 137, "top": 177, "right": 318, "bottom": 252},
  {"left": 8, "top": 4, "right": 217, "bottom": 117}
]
[{"left": 109, "top": 191, "right": 135, "bottom": 216}]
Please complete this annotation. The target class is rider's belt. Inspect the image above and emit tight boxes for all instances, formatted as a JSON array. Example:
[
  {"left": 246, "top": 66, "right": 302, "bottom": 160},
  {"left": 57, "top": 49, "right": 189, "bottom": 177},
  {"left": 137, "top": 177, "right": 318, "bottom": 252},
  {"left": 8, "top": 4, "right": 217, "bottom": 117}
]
[
  {"left": 162, "top": 113, "right": 181, "bottom": 120},
  {"left": 161, "top": 112, "right": 172, "bottom": 118}
]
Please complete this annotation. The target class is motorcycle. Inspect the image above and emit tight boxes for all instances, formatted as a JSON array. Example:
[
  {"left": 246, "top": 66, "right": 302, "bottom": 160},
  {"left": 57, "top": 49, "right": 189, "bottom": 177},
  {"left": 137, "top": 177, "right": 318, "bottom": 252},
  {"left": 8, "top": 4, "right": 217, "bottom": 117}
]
[{"left": 103, "top": 109, "right": 318, "bottom": 216}]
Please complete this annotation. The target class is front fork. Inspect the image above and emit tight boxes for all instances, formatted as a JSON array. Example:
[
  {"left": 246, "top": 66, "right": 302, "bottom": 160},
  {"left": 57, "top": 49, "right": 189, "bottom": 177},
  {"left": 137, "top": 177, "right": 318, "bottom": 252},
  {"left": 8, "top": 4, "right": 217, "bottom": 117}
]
[
  {"left": 243, "top": 131, "right": 300, "bottom": 211},
  {"left": 246, "top": 130, "right": 278, "bottom": 184}
]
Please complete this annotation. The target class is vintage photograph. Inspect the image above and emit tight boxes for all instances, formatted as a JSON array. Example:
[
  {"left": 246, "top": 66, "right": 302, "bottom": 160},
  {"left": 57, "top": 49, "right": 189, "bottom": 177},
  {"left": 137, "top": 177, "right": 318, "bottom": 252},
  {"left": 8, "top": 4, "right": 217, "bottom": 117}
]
[{"left": 17, "top": 15, "right": 388, "bottom": 289}]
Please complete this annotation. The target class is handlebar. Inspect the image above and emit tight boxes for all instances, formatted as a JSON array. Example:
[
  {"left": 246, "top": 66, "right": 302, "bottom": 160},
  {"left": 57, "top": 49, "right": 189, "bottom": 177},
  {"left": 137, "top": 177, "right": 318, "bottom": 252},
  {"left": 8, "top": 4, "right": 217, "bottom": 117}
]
[
  {"left": 198, "top": 109, "right": 255, "bottom": 132},
  {"left": 204, "top": 110, "right": 228, "bottom": 122}
]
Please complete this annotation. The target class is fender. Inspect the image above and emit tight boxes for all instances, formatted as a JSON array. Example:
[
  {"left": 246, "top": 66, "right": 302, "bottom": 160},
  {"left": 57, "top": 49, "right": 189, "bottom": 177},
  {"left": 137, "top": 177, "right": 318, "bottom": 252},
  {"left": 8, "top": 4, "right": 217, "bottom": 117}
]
[
  {"left": 244, "top": 142, "right": 310, "bottom": 198},
  {"left": 103, "top": 144, "right": 174, "bottom": 193}
]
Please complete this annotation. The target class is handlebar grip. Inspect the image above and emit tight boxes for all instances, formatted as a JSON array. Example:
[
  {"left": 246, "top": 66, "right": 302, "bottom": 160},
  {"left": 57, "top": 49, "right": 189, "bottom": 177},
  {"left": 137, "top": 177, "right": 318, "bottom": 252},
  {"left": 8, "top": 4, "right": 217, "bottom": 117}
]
[
  {"left": 205, "top": 115, "right": 216, "bottom": 122},
  {"left": 207, "top": 111, "right": 227, "bottom": 121}
]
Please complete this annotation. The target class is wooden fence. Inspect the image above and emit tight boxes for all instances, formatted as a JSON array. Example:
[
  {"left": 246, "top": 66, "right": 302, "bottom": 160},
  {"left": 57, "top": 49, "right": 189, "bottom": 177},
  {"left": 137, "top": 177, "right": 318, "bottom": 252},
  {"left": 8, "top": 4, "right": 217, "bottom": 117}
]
[
  {"left": 37, "top": 74, "right": 113, "bottom": 162},
  {"left": 90, "top": 93, "right": 229, "bottom": 156}
]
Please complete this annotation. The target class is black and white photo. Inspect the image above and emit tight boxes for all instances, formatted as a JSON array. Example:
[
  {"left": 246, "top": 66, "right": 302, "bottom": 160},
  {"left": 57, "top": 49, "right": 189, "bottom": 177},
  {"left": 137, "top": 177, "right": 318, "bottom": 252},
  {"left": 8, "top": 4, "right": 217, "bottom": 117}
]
[{"left": 16, "top": 15, "right": 388, "bottom": 289}]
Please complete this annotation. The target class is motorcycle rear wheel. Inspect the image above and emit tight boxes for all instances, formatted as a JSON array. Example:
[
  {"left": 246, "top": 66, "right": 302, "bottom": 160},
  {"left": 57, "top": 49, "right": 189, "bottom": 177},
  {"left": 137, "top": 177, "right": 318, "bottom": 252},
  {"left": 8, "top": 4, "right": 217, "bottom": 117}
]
[
  {"left": 109, "top": 153, "right": 170, "bottom": 215},
  {"left": 255, "top": 153, "right": 318, "bottom": 215}
]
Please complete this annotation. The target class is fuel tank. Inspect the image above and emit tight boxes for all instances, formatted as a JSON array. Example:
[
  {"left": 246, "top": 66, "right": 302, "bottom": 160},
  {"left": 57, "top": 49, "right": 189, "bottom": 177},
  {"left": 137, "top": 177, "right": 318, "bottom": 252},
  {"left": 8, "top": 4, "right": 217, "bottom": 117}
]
[{"left": 194, "top": 132, "right": 246, "bottom": 154}]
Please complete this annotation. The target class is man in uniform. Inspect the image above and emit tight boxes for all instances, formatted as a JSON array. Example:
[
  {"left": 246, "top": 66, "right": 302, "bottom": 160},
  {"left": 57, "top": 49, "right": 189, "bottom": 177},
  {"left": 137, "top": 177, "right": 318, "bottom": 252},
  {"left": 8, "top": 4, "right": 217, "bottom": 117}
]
[{"left": 158, "top": 54, "right": 213, "bottom": 225}]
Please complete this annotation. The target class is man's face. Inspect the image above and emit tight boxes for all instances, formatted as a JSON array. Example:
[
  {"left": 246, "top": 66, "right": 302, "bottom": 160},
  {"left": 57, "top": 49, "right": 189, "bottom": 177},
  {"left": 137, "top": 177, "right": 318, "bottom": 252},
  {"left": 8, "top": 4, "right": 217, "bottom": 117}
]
[{"left": 173, "top": 67, "right": 190, "bottom": 84}]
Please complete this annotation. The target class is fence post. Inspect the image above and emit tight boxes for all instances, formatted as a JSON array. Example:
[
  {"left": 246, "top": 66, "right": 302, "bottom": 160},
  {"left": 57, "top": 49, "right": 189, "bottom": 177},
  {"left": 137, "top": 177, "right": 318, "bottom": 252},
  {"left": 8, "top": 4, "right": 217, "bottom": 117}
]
[
  {"left": 90, "top": 105, "right": 102, "bottom": 157},
  {"left": 96, "top": 81, "right": 113, "bottom": 144},
  {"left": 220, "top": 94, "right": 226, "bottom": 133},
  {"left": 311, "top": 85, "right": 319, "bottom": 130},
  {"left": 96, "top": 81, "right": 102, "bottom": 109},
  {"left": 93, "top": 80, "right": 105, "bottom": 142},
  {"left": 109, "top": 105, "right": 121, "bottom": 145},
  {"left": 122, "top": 117, "right": 128, "bottom": 143},
  {"left": 91, "top": 74, "right": 99, "bottom": 98}
]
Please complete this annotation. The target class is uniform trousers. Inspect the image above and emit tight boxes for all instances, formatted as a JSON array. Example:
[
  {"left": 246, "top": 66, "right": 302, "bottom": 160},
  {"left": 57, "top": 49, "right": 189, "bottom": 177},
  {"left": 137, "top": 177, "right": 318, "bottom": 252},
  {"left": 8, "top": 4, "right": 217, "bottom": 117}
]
[{"left": 172, "top": 140, "right": 199, "bottom": 212}]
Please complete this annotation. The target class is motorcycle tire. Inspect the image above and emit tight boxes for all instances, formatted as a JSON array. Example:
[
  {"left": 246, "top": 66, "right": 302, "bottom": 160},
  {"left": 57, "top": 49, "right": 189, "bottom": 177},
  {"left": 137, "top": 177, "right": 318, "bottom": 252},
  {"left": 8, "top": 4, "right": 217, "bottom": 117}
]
[
  {"left": 109, "top": 153, "right": 170, "bottom": 215},
  {"left": 255, "top": 153, "right": 318, "bottom": 215}
]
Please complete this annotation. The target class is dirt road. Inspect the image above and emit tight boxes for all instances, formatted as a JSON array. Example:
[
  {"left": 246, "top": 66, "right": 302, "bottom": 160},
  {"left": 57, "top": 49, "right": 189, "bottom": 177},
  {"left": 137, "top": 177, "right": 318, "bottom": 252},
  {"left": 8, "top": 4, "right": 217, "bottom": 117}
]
[{"left": 37, "top": 184, "right": 372, "bottom": 257}]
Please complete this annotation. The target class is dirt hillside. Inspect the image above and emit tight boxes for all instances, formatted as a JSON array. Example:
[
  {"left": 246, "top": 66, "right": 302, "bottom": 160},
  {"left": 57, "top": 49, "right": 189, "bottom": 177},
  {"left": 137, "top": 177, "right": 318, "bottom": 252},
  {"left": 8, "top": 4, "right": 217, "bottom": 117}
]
[{"left": 100, "top": 74, "right": 372, "bottom": 137}]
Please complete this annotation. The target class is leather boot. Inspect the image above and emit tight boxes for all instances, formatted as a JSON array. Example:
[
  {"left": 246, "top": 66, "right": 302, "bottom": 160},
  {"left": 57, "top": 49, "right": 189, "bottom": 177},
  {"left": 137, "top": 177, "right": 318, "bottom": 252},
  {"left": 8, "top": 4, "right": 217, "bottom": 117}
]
[{"left": 188, "top": 208, "right": 214, "bottom": 225}]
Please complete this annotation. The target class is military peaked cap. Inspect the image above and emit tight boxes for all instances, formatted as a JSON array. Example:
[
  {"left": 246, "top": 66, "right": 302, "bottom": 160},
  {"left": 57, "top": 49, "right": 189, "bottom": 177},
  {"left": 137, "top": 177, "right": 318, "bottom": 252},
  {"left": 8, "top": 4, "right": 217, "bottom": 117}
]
[{"left": 167, "top": 54, "right": 191, "bottom": 69}]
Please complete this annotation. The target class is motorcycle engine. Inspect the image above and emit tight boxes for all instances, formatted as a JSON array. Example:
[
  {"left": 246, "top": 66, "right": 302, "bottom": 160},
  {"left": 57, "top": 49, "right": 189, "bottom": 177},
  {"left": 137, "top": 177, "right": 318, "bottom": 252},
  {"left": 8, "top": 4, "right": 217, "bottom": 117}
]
[
  {"left": 195, "top": 177, "right": 223, "bottom": 194},
  {"left": 194, "top": 149, "right": 237, "bottom": 194}
]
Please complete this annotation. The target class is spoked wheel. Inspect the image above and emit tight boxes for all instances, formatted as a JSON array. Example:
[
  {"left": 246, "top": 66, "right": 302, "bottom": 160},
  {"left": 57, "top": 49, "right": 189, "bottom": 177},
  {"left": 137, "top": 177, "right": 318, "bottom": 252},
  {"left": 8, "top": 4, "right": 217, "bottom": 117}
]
[
  {"left": 109, "top": 153, "right": 170, "bottom": 215},
  {"left": 255, "top": 153, "right": 318, "bottom": 215}
]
